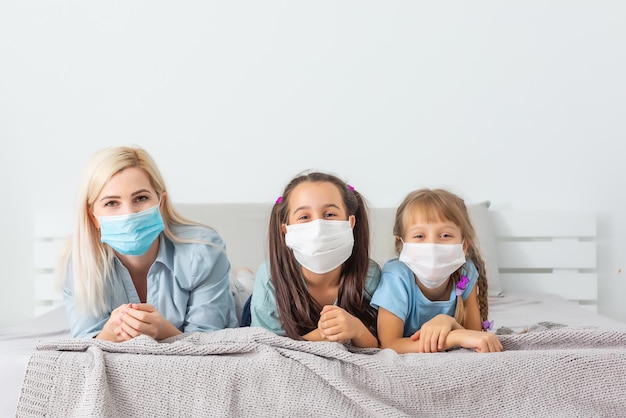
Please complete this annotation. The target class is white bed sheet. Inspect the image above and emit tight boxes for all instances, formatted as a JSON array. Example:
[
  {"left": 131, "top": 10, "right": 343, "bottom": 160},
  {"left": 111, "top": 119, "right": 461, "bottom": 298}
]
[
  {"left": 3, "top": 294, "right": 626, "bottom": 417},
  {"left": 490, "top": 291, "right": 626, "bottom": 332},
  {"left": 0, "top": 307, "right": 70, "bottom": 417}
]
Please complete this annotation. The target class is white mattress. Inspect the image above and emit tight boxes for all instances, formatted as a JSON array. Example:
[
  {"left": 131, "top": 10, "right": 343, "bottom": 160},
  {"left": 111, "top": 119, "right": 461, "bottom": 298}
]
[
  {"left": 2, "top": 294, "right": 625, "bottom": 417},
  {"left": 0, "top": 307, "right": 70, "bottom": 417},
  {"left": 489, "top": 292, "right": 626, "bottom": 332}
]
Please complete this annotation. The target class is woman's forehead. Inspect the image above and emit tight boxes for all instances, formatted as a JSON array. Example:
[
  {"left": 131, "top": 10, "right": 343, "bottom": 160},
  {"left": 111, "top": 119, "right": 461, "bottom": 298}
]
[{"left": 98, "top": 167, "right": 153, "bottom": 197}]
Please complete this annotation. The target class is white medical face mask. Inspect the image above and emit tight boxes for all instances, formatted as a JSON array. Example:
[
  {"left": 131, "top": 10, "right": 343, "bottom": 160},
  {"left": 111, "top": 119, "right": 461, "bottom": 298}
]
[
  {"left": 399, "top": 241, "right": 466, "bottom": 289},
  {"left": 284, "top": 219, "right": 354, "bottom": 274}
]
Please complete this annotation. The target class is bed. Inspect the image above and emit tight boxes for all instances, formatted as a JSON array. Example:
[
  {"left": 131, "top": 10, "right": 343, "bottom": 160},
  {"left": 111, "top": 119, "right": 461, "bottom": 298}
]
[{"left": 3, "top": 202, "right": 626, "bottom": 417}]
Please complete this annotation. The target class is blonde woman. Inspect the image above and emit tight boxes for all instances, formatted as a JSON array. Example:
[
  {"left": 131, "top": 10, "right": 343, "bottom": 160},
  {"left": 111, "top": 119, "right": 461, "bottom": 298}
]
[{"left": 60, "top": 146, "right": 237, "bottom": 341}]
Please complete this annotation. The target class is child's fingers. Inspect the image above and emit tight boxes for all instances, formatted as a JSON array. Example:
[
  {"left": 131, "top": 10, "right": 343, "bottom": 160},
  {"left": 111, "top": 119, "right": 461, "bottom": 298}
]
[
  {"left": 319, "top": 316, "right": 341, "bottom": 331},
  {"left": 429, "top": 334, "right": 439, "bottom": 353},
  {"left": 418, "top": 329, "right": 437, "bottom": 353},
  {"left": 491, "top": 338, "right": 503, "bottom": 352},
  {"left": 319, "top": 318, "right": 350, "bottom": 339},
  {"left": 437, "top": 329, "right": 450, "bottom": 350},
  {"left": 321, "top": 326, "right": 348, "bottom": 342},
  {"left": 320, "top": 307, "right": 349, "bottom": 323},
  {"left": 320, "top": 305, "right": 339, "bottom": 315}
]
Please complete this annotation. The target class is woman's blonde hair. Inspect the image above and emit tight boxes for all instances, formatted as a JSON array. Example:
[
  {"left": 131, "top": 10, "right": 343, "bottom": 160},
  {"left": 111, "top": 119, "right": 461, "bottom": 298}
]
[
  {"left": 393, "top": 188, "right": 489, "bottom": 326},
  {"left": 58, "top": 146, "right": 204, "bottom": 317}
]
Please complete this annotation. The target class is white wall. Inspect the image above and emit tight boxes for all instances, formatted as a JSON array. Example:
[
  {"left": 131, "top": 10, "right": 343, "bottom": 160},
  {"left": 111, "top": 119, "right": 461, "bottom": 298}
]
[{"left": 1, "top": 1, "right": 625, "bottom": 328}]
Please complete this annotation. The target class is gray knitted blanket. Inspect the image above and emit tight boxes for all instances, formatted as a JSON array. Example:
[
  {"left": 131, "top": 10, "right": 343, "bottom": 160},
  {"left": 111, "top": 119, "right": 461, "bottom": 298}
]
[{"left": 15, "top": 326, "right": 626, "bottom": 418}]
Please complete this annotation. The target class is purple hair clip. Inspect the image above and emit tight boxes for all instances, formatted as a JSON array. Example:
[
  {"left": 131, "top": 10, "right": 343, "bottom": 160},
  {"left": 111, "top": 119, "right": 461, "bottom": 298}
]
[
  {"left": 275, "top": 196, "right": 282, "bottom": 204},
  {"left": 455, "top": 275, "right": 470, "bottom": 296},
  {"left": 346, "top": 184, "right": 355, "bottom": 191},
  {"left": 482, "top": 320, "right": 494, "bottom": 331}
]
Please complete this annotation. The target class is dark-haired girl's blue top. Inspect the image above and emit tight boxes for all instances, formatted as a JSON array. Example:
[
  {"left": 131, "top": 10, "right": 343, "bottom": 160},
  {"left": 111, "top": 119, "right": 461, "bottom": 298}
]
[{"left": 250, "top": 260, "right": 381, "bottom": 336}]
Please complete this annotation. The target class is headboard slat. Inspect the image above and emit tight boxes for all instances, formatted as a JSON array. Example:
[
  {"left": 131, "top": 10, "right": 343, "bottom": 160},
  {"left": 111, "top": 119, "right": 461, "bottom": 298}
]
[
  {"left": 496, "top": 241, "right": 596, "bottom": 269},
  {"left": 491, "top": 211, "right": 596, "bottom": 238},
  {"left": 499, "top": 273, "right": 598, "bottom": 301},
  {"left": 35, "top": 273, "right": 62, "bottom": 302},
  {"left": 34, "top": 240, "right": 65, "bottom": 270}
]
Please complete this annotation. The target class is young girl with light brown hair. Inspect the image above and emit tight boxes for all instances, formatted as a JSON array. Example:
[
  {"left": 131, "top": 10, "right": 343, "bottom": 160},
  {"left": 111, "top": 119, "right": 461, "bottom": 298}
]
[{"left": 371, "top": 188, "right": 502, "bottom": 353}]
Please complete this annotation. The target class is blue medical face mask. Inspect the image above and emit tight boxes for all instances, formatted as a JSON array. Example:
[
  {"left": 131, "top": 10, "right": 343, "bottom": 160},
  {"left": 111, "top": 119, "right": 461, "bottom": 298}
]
[{"left": 97, "top": 204, "right": 165, "bottom": 256}]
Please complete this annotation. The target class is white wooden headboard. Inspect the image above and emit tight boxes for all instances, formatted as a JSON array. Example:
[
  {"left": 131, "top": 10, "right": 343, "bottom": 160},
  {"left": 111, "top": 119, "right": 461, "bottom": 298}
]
[
  {"left": 491, "top": 211, "right": 597, "bottom": 312},
  {"left": 34, "top": 212, "right": 72, "bottom": 316},
  {"left": 33, "top": 206, "right": 598, "bottom": 316}
]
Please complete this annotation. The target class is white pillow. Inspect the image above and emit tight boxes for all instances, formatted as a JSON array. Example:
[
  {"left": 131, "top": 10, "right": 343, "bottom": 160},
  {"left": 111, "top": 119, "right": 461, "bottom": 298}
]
[
  {"left": 229, "top": 268, "right": 255, "bottom": 324},
  {"left": 467, "top": 201, "right": 503, "bottom": 297}
]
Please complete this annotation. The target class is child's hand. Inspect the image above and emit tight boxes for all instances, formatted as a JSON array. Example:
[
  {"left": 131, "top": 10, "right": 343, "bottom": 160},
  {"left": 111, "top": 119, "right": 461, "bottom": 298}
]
[
  {"left": 449, "top": 329, "right": 503, "bottom": 353},
  {"left": 410, "top": 314, "right": 459, "bottom": 353},
  {"left": 318, "top": 305, "right": 362, "bottom": 343}
]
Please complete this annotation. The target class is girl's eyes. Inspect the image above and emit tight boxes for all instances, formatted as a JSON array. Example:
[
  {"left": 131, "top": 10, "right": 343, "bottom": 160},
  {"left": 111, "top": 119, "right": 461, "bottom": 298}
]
[
  {"left": 295, "top": 212, "right": 338, "bottom": 222},
  {"left": 104, "top": 201, "right": 118, "bottom": 208},
  {"left": 410, "top": 233, "right": 455, "bottom": 240},
  {"left": 134, "top": 195, "right": 149, "bottom": 203}
]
